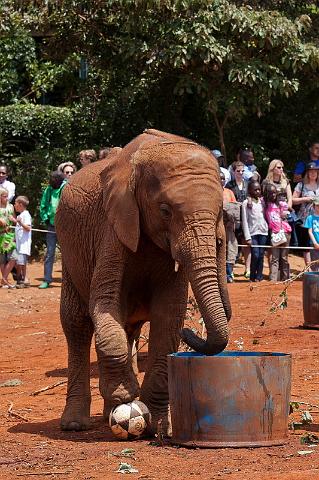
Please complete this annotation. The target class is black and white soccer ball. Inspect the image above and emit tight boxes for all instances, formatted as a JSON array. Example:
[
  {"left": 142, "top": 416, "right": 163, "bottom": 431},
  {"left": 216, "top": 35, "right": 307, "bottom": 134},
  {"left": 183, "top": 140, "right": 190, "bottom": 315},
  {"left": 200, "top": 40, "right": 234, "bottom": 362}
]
[{"left": 109, "top": 400, "right": 151, "bottom": 440}]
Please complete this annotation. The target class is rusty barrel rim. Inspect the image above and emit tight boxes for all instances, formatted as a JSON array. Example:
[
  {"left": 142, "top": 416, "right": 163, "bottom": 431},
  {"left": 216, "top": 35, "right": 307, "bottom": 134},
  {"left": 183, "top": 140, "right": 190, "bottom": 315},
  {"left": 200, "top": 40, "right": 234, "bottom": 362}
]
[
  {"left": 170, "top": 438, "right": 288, "bottom": 448},
  {"left": 169, "top": 351, "right": 291, "bottom": 358}
]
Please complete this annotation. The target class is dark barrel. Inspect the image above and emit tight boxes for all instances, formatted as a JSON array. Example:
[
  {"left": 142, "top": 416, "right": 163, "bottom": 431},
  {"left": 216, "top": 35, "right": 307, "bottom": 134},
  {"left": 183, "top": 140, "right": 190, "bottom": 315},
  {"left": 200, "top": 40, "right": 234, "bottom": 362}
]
[
  {"left": 303, "top": 272, "right": 319, "bottom": 329},
  {"left": 168, "top": 351, "right": 291, "bottom": 448}
]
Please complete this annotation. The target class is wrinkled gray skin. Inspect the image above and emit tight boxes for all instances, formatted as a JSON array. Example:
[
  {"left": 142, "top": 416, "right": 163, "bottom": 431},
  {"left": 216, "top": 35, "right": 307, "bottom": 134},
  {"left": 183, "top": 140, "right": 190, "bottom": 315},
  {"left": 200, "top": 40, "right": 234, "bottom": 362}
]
[{"left": 55, "top": 129, "right": 231, "bottom": 435}]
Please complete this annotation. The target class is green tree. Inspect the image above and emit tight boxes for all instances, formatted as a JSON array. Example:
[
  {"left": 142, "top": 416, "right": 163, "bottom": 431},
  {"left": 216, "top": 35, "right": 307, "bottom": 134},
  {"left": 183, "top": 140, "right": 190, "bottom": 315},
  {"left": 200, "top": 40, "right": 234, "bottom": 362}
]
[{"left": 33, "top": 0, "right": 319, "bottom": 162}]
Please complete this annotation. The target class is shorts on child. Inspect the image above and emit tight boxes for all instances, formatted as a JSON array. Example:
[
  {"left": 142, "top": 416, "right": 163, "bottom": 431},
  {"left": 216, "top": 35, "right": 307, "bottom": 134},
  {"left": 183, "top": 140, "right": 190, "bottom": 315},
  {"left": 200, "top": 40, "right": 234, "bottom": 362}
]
[
  {"left": 17, "top": 254, "right": 28, "bottom": 266},
  {"left": 0, "top": 249, "right": 18, "bottom": 264}
]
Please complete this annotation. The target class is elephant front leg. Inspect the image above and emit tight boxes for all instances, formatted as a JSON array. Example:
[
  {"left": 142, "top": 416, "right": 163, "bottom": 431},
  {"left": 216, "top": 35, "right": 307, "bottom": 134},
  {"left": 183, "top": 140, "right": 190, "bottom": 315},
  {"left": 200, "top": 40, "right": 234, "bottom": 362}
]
[
  {"left": 92, "top": 306, "right": 140, "bottom": 420},
  {"left": 140, "top": 279, "right": 188, "bottom": 436}
]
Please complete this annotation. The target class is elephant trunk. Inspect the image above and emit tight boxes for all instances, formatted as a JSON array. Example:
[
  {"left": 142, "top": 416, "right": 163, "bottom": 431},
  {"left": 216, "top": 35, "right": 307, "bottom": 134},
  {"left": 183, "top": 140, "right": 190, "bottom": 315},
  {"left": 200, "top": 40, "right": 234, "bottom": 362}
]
[{"left": 178, "top": 218, "right": 230, "bottom": 355}]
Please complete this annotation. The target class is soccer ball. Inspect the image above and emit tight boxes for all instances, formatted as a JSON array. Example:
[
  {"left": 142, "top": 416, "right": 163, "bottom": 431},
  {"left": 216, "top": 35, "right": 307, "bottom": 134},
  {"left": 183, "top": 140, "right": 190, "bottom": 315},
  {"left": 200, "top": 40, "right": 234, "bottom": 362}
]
[{"left": 109, "top": 400, "right": 151, "bottom": 440}]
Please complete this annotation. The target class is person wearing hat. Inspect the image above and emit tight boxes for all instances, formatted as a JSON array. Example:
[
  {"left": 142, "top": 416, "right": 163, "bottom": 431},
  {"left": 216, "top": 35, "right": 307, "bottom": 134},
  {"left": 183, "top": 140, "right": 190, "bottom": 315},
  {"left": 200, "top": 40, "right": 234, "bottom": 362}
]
[
  {"left": 212, "top": 149, "right": 231, "bottom": 184},
  {"left": 304, "top": 196, "right": 319, "bottom": 271},
  {"left": 293, "top": 141, "right": 319, "bottom": 184},
  {"left": 293, "top": 161, "right": 319, "bottom": 267}
]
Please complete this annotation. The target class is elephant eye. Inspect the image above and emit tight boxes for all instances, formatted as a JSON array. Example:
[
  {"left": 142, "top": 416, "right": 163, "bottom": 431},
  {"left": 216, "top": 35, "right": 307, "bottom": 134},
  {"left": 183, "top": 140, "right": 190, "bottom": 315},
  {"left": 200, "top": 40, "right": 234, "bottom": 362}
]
[{"left": 159, "top": 203, "right": 172, "bottom": 220}]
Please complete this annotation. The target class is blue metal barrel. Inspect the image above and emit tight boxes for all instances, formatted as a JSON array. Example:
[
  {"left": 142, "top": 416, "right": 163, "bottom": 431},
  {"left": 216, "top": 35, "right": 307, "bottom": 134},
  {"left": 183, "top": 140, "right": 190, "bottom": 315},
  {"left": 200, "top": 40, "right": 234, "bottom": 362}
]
[
  {"left": 168, "top": 351, "right": 291, "bottom": 448},
  {"left": 303, "top": 272, "right": 319, "bottom": 329}
]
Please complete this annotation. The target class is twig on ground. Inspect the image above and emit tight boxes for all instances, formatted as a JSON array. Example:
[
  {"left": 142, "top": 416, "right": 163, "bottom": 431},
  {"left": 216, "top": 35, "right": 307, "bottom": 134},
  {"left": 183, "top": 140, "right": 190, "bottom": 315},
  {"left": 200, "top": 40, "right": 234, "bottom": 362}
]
[
  {"left": 290, "top": 398, "right": 319, "bottom": 409},
  {"left": 250, "top": 259, "right": 319, "bottom": 327},
  {"left": 30, "top": 380, "right": 67, "bottom": 396},
  {"left": 7, "top": 402, "right": 29, "bottom": 422},
  {"left": 16, "top": 471, "right": 73, "bottom": 476}
]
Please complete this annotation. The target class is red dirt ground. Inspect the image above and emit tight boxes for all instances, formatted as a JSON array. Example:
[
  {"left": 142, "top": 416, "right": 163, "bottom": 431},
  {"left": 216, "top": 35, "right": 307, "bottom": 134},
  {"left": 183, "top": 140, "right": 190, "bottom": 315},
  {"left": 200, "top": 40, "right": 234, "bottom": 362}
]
[{"left": 1, "top": 257, "right": 319, "bottom": 480}]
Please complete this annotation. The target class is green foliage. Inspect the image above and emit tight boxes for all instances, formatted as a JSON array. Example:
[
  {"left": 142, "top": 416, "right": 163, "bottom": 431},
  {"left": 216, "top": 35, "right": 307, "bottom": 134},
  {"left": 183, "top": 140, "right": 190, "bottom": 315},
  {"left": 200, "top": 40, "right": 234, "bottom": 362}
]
[
  {"left": 0, "top": 104, "right": 73, "bottom": 152},
  {"left": 34, "top": 0, "right": 319, "bottom": 161},
  {"left": 0, "top": 0, "right": 318, "bottom": 256},
  {"left": 0, "top": 104, "right": 77, "bottom": 254}
]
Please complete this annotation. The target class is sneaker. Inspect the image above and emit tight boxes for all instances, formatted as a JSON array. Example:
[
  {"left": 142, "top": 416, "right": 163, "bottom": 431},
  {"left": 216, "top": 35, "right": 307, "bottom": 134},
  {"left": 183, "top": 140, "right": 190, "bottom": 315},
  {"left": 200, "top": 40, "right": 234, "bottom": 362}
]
[
  {"left": 227, "top": 276, "right": 234, "bottom": 283},
  {"left": 16, "top": 282, "right": 26, "bottom": 289},
  {"left": 39, "top": 282, "right": 50, "bottom": 289},
  {"left": 244, "top": 271, "right": 250, "bottom": 279}
]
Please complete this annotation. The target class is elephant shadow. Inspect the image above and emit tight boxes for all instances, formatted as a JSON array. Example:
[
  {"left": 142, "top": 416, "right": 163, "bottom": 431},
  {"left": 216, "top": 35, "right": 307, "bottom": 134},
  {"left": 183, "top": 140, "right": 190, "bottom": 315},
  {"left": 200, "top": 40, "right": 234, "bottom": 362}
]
[
  {"left": 45, "top": 362, "right": 99, "bottom": 379},
  {"left": 8, "top": 416, "right": 119, "bottom": 443},
  {"left": 45, "top": 353, "right": 148, "bottom": 379}
]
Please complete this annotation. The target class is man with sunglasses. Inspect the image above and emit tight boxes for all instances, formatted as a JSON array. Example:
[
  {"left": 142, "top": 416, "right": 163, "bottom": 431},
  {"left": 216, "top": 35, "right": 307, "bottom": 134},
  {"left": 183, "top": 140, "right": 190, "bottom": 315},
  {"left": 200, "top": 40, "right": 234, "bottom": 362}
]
[{"left": 0, "top": 165, "right": 15, "bottom": 202}]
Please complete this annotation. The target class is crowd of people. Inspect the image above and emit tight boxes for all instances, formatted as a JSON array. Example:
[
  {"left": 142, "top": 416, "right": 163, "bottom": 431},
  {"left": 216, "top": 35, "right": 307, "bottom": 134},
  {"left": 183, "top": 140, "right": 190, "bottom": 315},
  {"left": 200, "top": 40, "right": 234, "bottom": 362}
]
[
  {"left": 218, "top": 141, "right": 319, "bottom": 283},
  {"left": 0, "top": 148, "right": 110, "bottom": 289},
  {"left": 1, "top": 141, "right": 319, "bottom": 289}
]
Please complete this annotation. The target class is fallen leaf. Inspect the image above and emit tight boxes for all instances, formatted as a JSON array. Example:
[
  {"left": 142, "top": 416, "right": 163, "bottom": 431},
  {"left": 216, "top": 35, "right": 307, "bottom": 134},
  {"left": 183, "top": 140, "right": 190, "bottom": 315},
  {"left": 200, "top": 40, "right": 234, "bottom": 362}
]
[
  {"left": 0, "top": 379, "right": 22, "bottom": 387},
  {"left": 117, "top": 462, "right": 139, "bottom": 474}
]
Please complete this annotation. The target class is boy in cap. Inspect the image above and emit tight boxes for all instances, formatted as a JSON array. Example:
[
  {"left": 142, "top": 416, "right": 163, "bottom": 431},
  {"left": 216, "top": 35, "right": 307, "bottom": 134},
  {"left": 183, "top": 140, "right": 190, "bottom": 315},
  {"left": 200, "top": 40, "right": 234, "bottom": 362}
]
[{"left": 304, "top": 197, "right": 319, "bottom": 271}]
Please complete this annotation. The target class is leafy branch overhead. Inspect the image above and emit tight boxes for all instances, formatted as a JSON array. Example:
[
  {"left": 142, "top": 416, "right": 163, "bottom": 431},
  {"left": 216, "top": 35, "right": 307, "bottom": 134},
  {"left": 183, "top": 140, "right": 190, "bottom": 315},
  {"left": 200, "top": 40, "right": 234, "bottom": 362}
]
[
  {"left": 1, "top": 0, "right": 319, "bottom": 158},
  {"left": 31, "top": 0, "right": 319, "bottom": 154}
]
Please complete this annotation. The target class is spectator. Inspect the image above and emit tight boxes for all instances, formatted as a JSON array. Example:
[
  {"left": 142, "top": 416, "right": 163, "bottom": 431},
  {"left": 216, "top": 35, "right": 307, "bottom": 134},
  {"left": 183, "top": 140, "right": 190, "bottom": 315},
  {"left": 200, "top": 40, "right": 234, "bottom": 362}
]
[
  {"left": 293, "top": 141, "right": 319, "bottom": 184},
  {"left": 212, "top": 150, "right": 231, "bottom": 184},
  {"left": 242, "top": 181, "right": 269, "bottom": 282},
  {"left": 263, "top": 159, "right": 297, "bottom": 247},
  {"left": 238, "top": 148, "right": 258, "bottom": 182},
  {"left": 226, "top": 160, "right": 251, "bottom": 278},
  {"left": 79, "top": 149, "right": 96, "bottom": 167},
  {"left": 58, "top": 162, "right": 77, "bottom": 179},
  {"left": 292, "top": 162, "right": 319, "bottom": 267},
  {"left": 0, "top": 186, "right": 17, "bottom": 288},
  {"left": 10, "top": 196, "right": 32, "bottom": 288},
  {"left": 0, "top": 165, "right": 15, "bottom": 202},
  {"left": 263, "top": 159, "right": 292, "bottom": 208},
  {"left": 304, "top": 197, "right": 319, "bottom": 271},
  {"left": 264, "top": 183, "right": 291, "bottom": 281},
  {"left": 220, "top": 171, "right": 239, "bottom": 283},
  {"left": 39, "top": 171, "right": 66, "bottom": 289},
  {"left": 98, "top": 147, "right": 111, "bottom": 160}
]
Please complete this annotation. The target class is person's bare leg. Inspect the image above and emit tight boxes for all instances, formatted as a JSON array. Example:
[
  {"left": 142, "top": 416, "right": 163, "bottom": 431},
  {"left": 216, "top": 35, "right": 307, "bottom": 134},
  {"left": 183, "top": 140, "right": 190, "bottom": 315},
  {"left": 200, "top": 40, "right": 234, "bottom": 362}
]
[
  {"left": 2, "top": 259, "right": 16, "bottom": 286},
  {"left": 304, "top": 251, "right": 311, "bottom": 268}
]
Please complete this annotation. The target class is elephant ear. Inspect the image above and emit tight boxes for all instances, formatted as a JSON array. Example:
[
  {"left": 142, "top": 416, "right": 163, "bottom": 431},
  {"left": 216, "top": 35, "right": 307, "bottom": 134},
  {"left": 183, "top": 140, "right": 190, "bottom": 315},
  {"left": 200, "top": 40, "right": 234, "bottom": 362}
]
[{"left": 100, "top": 148, "right": 140, "bottom": 252}]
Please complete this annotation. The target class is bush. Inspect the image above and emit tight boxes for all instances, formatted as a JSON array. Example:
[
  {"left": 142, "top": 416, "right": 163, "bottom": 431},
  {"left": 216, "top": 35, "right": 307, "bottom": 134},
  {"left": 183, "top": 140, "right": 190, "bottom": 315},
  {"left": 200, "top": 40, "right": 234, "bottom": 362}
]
[{"left": 0, "top": 104, "right": 78, "bottom": 255}]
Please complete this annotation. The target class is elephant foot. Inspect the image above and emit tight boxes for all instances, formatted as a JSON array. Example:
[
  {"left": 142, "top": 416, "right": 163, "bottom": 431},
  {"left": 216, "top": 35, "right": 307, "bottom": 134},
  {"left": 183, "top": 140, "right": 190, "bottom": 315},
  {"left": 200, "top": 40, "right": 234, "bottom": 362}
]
[
  {"left": 101, "top": 374, "right": 140, "bottom": 421},
  {"left": 60, "top": 398, "right": 91, "bottom": 431},
  {"left": 145, "top": 406, "right": 172, "bottom": 438}
]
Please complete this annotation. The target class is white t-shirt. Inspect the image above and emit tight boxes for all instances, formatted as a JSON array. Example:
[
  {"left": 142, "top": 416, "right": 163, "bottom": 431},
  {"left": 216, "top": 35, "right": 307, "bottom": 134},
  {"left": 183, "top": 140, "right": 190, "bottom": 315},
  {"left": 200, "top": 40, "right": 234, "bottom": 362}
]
[
  {"left": 15, "top": 210, "right": 32, "bottom": 256},
  {"left": 0, "top": 179, "right": 15, "bottom": 202},
  {"left": 220, "top": 167, "right": 231, "bottom": 184}
]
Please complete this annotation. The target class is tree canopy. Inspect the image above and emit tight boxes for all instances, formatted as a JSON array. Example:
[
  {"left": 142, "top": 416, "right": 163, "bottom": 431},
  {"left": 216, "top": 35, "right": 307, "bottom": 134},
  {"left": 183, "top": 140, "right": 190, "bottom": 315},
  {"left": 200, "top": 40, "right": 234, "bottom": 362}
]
[{"left": 1, "top": 0, "right": 319, "bottom": 164}]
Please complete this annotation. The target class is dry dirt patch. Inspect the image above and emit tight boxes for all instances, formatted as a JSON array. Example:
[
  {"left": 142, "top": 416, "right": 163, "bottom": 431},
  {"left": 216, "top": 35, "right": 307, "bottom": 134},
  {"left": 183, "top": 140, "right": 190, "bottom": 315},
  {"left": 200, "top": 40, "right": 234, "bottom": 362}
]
[{"left": 0, "top": 258, "right": 319, "bottom": 480}]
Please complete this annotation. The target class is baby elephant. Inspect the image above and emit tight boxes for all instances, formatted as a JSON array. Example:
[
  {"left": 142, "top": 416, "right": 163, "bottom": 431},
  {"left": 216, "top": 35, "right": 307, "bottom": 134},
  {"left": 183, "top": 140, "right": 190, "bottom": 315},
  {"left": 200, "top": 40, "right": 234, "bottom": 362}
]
[{"left": 55, "top": 129, "right": 231, "bottom": 434}]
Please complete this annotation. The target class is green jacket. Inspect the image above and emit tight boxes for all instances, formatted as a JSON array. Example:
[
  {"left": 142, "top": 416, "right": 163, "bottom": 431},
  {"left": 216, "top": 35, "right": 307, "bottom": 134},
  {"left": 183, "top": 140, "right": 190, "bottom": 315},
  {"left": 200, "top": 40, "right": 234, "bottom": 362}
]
[{"left": 39, "top": 181, "right": 66, "bottom": 226}]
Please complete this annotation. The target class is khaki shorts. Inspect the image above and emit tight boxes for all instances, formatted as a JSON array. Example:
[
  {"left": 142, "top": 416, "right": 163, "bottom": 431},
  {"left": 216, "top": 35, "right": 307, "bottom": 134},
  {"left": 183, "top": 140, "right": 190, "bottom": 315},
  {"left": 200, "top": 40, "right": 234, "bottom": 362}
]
[{"left": 0, "top": 249, "right": 18, "bottom": 264}]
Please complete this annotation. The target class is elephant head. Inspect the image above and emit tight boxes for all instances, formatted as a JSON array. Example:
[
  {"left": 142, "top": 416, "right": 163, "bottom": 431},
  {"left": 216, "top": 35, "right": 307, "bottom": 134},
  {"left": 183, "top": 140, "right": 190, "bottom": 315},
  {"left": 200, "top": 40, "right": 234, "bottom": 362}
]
[{"left": 100, "top": 129, "right": 231, "bottom": 355}]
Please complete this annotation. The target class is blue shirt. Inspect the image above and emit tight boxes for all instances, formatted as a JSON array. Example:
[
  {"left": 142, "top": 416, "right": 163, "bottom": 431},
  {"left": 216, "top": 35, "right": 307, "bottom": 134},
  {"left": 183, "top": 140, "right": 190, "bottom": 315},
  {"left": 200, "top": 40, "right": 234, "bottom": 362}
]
[
  {"left": 294, "top": 159, "right": 319, "bottom": 175},
  {"left": 304, "top": 214, "right": 319, "bottom": 244}
]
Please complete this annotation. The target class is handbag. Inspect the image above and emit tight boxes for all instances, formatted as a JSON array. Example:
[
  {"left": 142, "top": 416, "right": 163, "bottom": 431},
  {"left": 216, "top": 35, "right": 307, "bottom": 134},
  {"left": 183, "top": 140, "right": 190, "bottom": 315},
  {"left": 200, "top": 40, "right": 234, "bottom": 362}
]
[{"left": 271, "top": 229, "right": 287, "bottom": 247}]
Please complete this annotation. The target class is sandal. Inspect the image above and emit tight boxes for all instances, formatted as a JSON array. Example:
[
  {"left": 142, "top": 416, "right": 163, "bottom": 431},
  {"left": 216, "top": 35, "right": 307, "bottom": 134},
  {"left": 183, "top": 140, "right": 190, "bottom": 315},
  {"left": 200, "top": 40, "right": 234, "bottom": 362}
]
[{"left": 1, "top": 279, "right": 16, "bottom": 289}]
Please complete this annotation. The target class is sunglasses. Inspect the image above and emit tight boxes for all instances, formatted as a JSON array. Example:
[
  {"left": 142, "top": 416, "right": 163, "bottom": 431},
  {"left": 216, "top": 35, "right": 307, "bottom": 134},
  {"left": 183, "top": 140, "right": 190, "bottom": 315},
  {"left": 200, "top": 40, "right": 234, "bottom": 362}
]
[{"left": 275, "top": 166, "right": 283, "bottom": 169}]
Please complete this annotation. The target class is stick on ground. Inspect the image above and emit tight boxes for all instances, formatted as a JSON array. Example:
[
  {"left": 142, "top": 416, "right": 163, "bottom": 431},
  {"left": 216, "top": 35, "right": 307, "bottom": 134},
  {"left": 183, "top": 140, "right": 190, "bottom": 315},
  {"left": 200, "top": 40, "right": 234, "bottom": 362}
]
[{"left": 31, "top": 380, "right": 67, "bottom": 396}]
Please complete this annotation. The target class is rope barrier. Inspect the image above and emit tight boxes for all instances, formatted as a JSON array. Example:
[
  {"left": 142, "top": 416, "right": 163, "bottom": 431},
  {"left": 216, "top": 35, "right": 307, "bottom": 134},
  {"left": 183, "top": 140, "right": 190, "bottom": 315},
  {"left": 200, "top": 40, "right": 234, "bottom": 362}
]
[
  {"left": 6, "top": 226, "right": 317, "bottom": 249},
  {"left": 8, "top": 225, "right": 54, "bottom": 234},
  {"left": 237, "top": 244, "right": 315, "bottom": 250}
]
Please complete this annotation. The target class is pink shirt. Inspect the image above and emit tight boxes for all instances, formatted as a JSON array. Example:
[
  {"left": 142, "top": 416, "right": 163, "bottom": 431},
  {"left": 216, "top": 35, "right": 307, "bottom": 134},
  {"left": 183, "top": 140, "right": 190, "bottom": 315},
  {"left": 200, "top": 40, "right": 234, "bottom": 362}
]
[{"left": 265, "top": 201, "right": 292, "bottom": 234}]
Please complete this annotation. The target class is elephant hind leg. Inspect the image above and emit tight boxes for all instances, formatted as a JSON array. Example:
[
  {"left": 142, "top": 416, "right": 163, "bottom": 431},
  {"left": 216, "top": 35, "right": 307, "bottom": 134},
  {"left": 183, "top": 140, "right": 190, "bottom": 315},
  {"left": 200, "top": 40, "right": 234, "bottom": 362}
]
[{"left": 60, "top": 266, "right": 93, "bottom": 431}]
